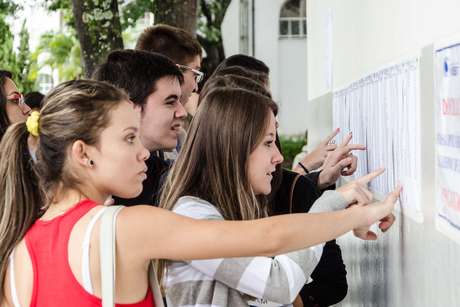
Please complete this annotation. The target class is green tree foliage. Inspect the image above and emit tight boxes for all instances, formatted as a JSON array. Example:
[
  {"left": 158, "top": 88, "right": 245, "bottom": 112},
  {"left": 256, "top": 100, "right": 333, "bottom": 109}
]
[
  {"left": 39, "top": 0, "right": 232, "bottom": 78},
  {"left": 0, "top": 21, "right": 16, "bottom": 72},
  {"left": 35, "top": 31, "right": 82, "bottom": 81},
  {"left": 36, "top": 0, "right": 81, "bottom": 81},
  {"left": 43, "top": 0, "right": 151, "bottom": 31},
  {"left": 0, "top": 1, "right": 17, "bottom": 75},
  {"left": 0, "top": 0, "right": 18, "bottom": 16},
  {"left": 279, "top": 136, "right": 307, "bottom": 169},
  {"left": 17, "top": 20, "right": 36, "bottom": 92},
  {"left": 0, "top": 2, "right": 37, "bottom": 92},
  {"left": 41, "top": 0, "right": 74, "bottom": 26},
  {"left": 121, "top": 0, "right": 153, "bottom": 29},
  {"left": 198, "top": 0, "right": 231, "bottom": 44},
  {"left": 41, "top": 0, "right": 124, "bottom": 77}
]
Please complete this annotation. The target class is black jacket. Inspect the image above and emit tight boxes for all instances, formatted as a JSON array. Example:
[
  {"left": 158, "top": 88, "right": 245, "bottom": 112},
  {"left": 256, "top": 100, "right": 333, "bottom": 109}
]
[{"left": 272, "top": 169, "right": 348, "bottom": 307}]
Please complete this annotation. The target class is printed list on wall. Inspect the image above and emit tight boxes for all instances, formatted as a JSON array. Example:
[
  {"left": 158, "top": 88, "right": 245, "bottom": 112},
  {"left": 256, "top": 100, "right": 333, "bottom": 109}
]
[
  {"left": 435, "top": 42, "right": 460, "bottom": 245},
  {"left": 333, "top": 59, "right": 423, "bottom": 223}
]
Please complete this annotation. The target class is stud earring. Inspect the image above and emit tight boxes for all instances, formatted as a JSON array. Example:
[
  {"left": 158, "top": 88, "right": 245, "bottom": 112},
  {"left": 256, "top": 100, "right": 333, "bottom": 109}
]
[{"left": 87, "top": 159, "right": 95, "bottom": 167}]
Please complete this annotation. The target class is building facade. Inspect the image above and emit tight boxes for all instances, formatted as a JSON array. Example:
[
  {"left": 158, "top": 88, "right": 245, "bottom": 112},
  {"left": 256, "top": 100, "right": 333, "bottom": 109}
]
[{"left": 222, "top": 0, "right": 309, "bottom": 136}]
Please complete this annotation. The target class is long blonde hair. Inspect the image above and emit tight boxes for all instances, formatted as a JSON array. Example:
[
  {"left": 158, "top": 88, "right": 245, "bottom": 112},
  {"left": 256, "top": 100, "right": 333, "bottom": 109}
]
[
  {"left": 0, "top": 80, "right": 128, "bottom": 302},
  {"left": 157, "top": 87, "right": 278, "bottom": 280}
]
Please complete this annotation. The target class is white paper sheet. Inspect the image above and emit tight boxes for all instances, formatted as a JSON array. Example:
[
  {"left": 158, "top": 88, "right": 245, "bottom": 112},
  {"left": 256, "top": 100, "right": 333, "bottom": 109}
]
[{"left": 333, "top": 59, "right": 423, "bottom": 223}]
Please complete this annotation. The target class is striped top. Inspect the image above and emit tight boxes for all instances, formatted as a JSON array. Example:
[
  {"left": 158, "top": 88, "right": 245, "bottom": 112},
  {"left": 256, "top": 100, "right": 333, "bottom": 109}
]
[{"left": 164, "top": 191, "right": 348, "bottom": 307}]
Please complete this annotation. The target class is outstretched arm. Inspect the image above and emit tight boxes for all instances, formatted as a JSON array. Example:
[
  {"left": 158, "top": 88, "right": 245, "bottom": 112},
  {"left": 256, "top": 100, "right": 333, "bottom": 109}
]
[
  {"left": 116, "top": 181, "right": 400, "bottom": 262},
  {"left": 116, "top": 195, "right": 353, "bottom": 261}
]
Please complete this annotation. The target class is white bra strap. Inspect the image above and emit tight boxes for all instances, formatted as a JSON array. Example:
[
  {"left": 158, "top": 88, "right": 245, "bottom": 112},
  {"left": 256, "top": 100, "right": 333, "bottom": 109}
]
[
  {"left": 9, "top": 249, "right": 21, "bottom": 307},
  {"left": 100, "top": 205, "right": 124, "bottom": 307},
  {"left": 82, "top": 207, "right": 108, "bottom": 294}
]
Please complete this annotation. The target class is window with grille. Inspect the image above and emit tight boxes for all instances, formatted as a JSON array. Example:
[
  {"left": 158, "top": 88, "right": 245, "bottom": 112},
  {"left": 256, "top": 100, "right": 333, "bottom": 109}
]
[{"left": 279, "top": 0, "right": 307, "bottom": 38}]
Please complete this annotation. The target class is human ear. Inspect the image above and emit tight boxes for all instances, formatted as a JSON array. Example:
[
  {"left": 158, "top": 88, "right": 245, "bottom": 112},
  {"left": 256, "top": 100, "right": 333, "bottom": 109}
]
[{"left": 70, "top": 140, "right": 94, "bottom": 168}]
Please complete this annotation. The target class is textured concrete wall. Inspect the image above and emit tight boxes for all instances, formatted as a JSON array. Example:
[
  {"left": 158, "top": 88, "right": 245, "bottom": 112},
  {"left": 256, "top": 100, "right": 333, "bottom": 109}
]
[{"left": 306, "top": 29, "right": 460, "bottom": 307}]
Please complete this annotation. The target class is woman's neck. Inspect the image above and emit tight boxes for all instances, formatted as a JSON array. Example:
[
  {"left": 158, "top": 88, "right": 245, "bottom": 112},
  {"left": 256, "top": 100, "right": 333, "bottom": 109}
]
[{"left": 41, "top": 187, "right": 108, "bottom": 220}]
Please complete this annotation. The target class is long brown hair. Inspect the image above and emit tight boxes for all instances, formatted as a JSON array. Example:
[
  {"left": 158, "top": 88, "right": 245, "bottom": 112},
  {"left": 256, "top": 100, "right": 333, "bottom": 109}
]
[
  {"left": 0, "top": 79, "right": 128, "bottom": 302},
  {"left": 200, "top": 74, "right": 283, "bottom": 211},
  {"left": 157, "top": 87, "right": 278, "bottom": 281}
]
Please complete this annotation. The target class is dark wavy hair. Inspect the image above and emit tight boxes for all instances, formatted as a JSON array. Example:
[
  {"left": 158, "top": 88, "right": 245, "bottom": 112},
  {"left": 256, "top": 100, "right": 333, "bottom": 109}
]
[{"left": 0, "top": 70, "right": 13, "bottom": 140}]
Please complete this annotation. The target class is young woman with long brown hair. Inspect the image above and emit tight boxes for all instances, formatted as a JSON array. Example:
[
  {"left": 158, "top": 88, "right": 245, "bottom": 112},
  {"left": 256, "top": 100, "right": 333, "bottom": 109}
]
[
  {"left": 0, "top": 70, "right": 31, "bottom": 141},
  {"left": 158, "top": 87, "right": 400, "bottom": 306},
  {"left": 199, "top": 73, "right": 370, "bottom": 306}
]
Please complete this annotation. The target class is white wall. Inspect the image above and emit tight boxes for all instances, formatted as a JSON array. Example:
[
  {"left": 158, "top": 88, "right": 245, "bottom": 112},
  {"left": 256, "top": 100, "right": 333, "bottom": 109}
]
[
  {"left": 221, "top": 0, "right": 241, "bottom": 56},
  {"left": 308, "top": 0, "right": 460, "bottom": 100},
  {"left": 308, "top": 1, "right": 460, "bottom": 306},
  {"left": 253, "top": 0, "right": 284, "bottom": 102},
  {"left": 277, "top": 38, "right": 309, "bottom": 135}
]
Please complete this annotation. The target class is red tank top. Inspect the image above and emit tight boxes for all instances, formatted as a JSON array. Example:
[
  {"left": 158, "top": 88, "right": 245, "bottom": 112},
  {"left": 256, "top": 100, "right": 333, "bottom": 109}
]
[{"left": 25, "top": 199, "right": 154, "bottom": 307}]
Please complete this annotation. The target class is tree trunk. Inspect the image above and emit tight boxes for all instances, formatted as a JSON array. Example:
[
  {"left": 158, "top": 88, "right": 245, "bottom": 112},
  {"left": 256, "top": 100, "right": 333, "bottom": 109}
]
[
  {"left": 197, "top": 0, "right": 232, "bottom": 79},
  {"left": 72, "top": 0, "right": 124, "bottom": 77},
  {"left": 154, "top": 0, "right": 198, "bottom": 34},
  {"left": 197, "top": 34, "right": 225, "bottom": 81}
]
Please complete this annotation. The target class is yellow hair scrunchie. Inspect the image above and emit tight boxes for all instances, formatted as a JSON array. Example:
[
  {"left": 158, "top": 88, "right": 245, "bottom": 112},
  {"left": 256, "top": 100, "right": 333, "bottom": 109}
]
[{"left": 26, "top": 111, "right": 40, "bottom": 137}]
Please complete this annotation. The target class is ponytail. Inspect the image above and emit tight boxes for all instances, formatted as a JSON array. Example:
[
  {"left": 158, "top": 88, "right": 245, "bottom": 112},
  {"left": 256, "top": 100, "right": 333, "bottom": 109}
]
[{"left": 0, "top": 123, "right": 42, "bottom": 302}]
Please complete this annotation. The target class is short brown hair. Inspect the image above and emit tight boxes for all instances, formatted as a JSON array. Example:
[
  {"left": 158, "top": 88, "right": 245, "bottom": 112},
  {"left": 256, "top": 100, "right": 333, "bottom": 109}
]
[
  {"left": 93, "top": 49, "right": 183, "bottom": 108},
  {"left": 135, "top": 24, "right": 202, "bottom": 65}
]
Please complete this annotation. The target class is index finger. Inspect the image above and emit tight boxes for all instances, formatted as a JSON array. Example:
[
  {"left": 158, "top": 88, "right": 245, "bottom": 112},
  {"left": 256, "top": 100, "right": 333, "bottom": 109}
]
[
  {"left": 322, "top": 128, "right": 340, "bottom": 145},
  {"left": 340, "top": 132, "right": 352, "bottom": 147},
  {"left": 331, "top": 144, "right": 366, "bottom": 162},
  {"left": 355, "top": 168, "right": 385, "bottom": 185},
  {"left": 344, "top": 144, "right": 367, "bottom": 152},
  {"left": 385, "top": 185, "right": 403, "bottom": 204}
]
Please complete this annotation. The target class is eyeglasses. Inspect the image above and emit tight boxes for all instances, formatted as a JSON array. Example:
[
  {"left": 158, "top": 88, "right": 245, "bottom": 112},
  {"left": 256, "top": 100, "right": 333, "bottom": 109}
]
[
  {"left": 176, "top": 64, "right": 204, "bottom": 83},
  {"left": 7, "top": 92, "right": 31, "bottom": 115}
]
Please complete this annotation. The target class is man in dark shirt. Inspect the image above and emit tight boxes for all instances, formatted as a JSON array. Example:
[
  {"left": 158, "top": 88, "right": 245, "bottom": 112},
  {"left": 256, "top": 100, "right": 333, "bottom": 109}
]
[{"left": 93, "top": 50, "right": 186, "bottom": 205}]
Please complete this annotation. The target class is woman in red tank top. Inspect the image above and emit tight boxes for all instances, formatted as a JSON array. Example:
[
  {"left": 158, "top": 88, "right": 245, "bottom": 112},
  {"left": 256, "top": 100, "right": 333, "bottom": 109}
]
[{"left": 0, "top": 80, "right": 400, "bottom": 306}]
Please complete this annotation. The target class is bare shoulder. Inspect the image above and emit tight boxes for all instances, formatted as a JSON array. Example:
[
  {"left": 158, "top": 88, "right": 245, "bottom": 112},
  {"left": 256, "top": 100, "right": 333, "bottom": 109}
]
[
  {"left": 114, "top": 204, "right": 213, "bottom": 261},
  {"left": 114, "top": 205, "right": 177, "bottom": 259},
  {"left": 116, "top": 205, "right": 172, "bottom": 226}
]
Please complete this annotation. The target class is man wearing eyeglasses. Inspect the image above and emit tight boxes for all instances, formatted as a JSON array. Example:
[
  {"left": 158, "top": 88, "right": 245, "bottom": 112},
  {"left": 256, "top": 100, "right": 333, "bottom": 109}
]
[
  {"left": 136, "top": 24, "right": 204, "bottom": 116},
  {"left": 1, "top": 70, "right": 32, "bottom": 140}
]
